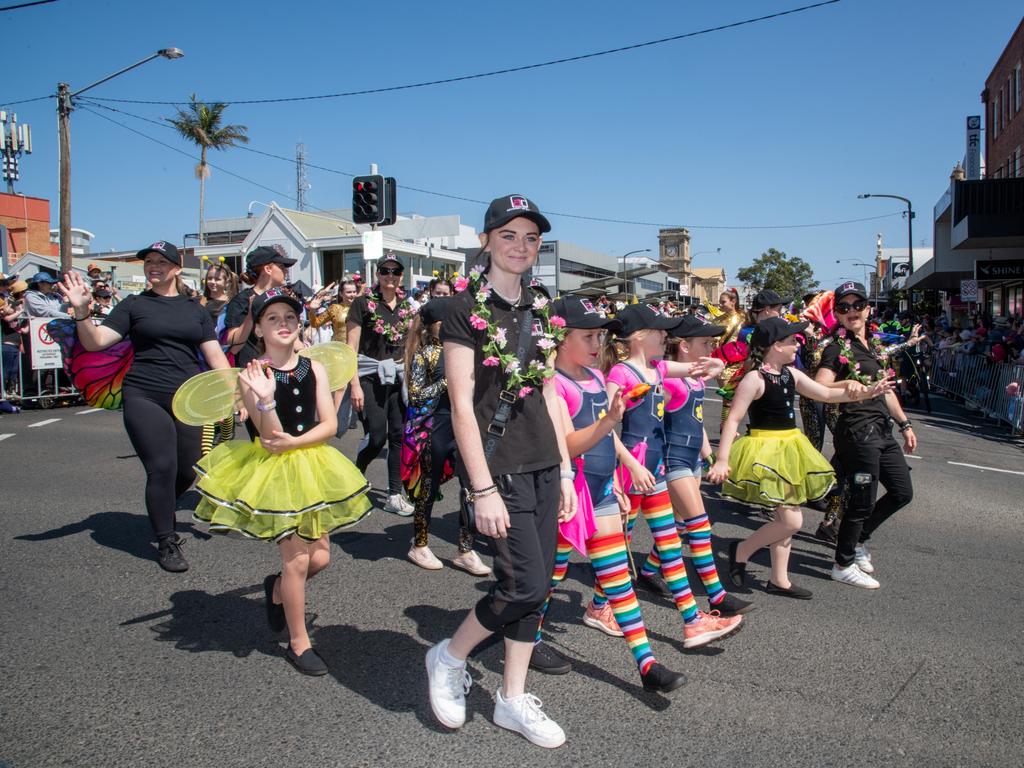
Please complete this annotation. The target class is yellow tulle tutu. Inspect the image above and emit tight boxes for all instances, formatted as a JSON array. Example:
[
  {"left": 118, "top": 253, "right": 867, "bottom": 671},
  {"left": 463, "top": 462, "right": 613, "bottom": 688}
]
[
  {"left": 722, "top": 428, "right": 835, "bottom": 508},
  {"left": 193, "top": 440, "right": 371, "bottom": 542}
]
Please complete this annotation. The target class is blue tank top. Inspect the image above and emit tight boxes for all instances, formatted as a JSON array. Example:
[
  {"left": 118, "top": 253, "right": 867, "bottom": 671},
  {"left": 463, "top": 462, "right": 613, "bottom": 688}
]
[
  {"left": 665, "top": 377, "right": 704, "bottom": 448},
  {"left": 616, "top": 361, "right": 666, "bottom": 477},
  {"left": 556, "top": 368, "right": 617, "bottom": 504}
]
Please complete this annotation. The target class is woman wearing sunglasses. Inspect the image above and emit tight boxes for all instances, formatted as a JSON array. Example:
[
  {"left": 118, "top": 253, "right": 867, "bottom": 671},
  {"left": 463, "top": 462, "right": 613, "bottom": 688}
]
[
  {"left": 347, "top": 254, "right": 416, "bottom": 515},
  {"left": 815, "top": 281, "right": 916, "bottom": 589}
]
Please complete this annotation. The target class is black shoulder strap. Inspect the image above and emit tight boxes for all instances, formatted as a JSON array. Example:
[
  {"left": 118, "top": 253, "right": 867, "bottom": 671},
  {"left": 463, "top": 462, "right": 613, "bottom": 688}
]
[{"left": 481, "top": 307, "right": 535, "bottom": 460}]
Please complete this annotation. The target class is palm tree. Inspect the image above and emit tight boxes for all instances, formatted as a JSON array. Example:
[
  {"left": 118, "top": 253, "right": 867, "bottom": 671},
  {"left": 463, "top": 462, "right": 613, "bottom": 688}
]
[{"left": 167, "top": 95, "right": 248, "bottom": 244}]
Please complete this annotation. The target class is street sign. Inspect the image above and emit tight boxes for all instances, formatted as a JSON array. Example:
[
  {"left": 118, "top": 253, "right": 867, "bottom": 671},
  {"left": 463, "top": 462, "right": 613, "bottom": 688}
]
[
  {"left": 975, "top": 259, "right": 1024, "bottom": 281},
  {"left": 960, "top": 279, "right": 978, "bottom": 301},
  {"left": 30, "top": 318, "right": 63, "bottom": 370},
  {"left": 361, "top": 230, "right": 383, "bottom": 261},
  {"left": 965, "top": 116, "right": 981, "bottom": 180}
]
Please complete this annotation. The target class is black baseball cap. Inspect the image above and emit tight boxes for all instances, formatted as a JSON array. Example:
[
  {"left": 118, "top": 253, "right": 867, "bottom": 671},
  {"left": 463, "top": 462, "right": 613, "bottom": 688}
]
[
  {"left": 613, "top": 303, "right": 678, "bottom": 337},
  {"left": 669, "top": 315, "right": 725, "bottom": 339},
  {"left": 552, "top": 295, "right": 622, "bottom": 332},
  {"left": 420, "top": 296, "right": 453, "bottom": 326},
  {"left": 136, "top": 240, "right": 182, "bottom": 266},
  {"left": 246, "top": 245, "right": 297, "bottom": 271},
  {"left": 378, "top": 253, "right": 404, "bottom": 270},
  {"left": 751, "top": 317, "right": 809, "bottom": 348},
  {"left": 483, "top": 194, "right": 551, "bottom": 234},
  {"left": 252, "top": 288, "right": 303, "bottom": 320},
  {"left": 752, "top": 289, "right": 790, "bottom": 309},
  {"left": 834, "top": 280, "right": 867, "bottom": 301}
]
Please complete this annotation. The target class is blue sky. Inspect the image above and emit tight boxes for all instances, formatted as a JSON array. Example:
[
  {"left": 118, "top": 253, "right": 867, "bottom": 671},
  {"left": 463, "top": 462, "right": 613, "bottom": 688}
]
[{"left": 3, "top": 0, "right": 1021, "bottom": 289}]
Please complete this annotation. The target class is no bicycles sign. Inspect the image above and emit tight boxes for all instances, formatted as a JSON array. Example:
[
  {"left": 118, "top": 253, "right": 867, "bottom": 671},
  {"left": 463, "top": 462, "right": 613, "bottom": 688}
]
[{"left": 30, "top": 318, "right": 63, "bottom": 371}]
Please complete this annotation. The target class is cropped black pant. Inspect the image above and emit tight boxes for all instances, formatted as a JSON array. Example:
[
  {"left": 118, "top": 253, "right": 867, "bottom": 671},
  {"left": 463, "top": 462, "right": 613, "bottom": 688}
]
[{"left": 356, "top": 374, "right": 404, "bottom": 494}]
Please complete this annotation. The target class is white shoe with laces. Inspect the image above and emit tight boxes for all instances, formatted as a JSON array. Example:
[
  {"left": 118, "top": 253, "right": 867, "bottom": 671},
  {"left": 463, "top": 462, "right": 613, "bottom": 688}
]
[
  {"left": 854, "top": 544, "right": 874, "bottom": 574},
  {"left": 831, "top": 563, "right": 880, "bottom": 589},
  {"left": 425, "top": 639, "right": 471, "bottom": 729},
  {"left": 384, "top": 493, "right": 415, "bottom": 516},
  {"left": 493, "top": 689, "right": 566, "bottom": 748}
]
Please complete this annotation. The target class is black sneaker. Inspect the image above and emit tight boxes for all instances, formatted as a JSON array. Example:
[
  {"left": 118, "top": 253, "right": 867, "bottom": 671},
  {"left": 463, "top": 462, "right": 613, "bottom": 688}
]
[
  {"left": 636, "top": 570, "right": 673, "bottom": 599},
  {"left": 157, "top": 534, "right": 189, "bottom": 573},
  {"left": 712, "top": 592, "right": 755, "bottom": 616},
  {"left": 814, "top": 521, "right": 839, "bottom": 545},
  {"left": 765, "top": 581, "right": 813, "bottom": 600},
  {"left": 286, "top": 645, "right": 328, "bottom": 676},
  {"left": 641, "top": 662, "right": 687, "bottom": 693},
  {"left": 726, "top": 541, "right": 746, "bottom": 589},
  {"left": 264, "top": 573, "right": 286, "bottom": 633},
  {"left": 529, "top": 641, "right": 572, "bottom": 675}
]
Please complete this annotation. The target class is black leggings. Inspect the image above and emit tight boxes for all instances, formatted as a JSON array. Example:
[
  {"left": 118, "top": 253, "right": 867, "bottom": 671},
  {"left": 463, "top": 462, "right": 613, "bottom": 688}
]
[
  {"left": 356, "top": 374, "right": 404, "bottom": 494},
  {"left": 122, "top": 386, "right": 202, "bottom": 539},
  {"left": 413, "top": 412, "right": 472, "bottom": 552}
]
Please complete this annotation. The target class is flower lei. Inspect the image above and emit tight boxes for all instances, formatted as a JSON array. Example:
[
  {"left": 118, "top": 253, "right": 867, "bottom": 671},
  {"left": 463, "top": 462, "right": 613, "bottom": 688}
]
[
  {"left": 464, "top": 265, "right": 567, "bottom": 399},
  {"left": 364, "top": 286, "right": 413, "bottom": 344},
  {"left": 832, "top": 327, "right": 896, "bottom": 384}
]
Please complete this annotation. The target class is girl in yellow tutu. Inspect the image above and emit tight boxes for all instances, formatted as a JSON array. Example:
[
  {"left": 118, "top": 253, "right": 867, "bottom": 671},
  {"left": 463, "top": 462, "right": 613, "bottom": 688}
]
[
  {"left": 193, "top": 288, "right": 371, "bottom": 676},
  {"left": 707, "top": 317, "right": 890, "bottom": 599}
]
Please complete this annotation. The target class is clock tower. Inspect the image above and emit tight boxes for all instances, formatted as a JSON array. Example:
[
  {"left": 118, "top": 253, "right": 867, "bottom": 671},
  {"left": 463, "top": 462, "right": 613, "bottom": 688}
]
[{"left": 658, "top": 227, "right": 691, "bottom": 283}]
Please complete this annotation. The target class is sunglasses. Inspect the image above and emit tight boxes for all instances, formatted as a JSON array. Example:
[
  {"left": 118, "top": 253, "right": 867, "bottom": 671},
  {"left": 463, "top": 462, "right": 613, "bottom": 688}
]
[
  {"left": 835, "top": 299, "right": 869, "bottom": 314},
  {"left": 378, "top": 267, "right": 403, "bottom": 276}
]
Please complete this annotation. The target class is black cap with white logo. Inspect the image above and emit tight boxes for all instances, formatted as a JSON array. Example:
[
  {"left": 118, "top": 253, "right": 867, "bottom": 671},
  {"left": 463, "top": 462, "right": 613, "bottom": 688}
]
[
  {"left": 251, "top": 287, "right": 303, "bottom": 320},
  {"left": 247, "top": 245, "right": 297, "bottom": 271},
  {"left": 834, "top": 280, "right": 868, "bottom": 301},
  {"left": 751, "top": 316, "right": 809, "bottom": 348},
  {"left": 551, "top": 295, "right": 621, "bottom": 332},
  {"left": 135, "top": 240, "right": 182, "bottom": 266},
  {"left": 483, "top": 194, "right": 552, "bottom": 234},
  {"left": 612, "top": 303, "right": 679, "bottom": 337}
]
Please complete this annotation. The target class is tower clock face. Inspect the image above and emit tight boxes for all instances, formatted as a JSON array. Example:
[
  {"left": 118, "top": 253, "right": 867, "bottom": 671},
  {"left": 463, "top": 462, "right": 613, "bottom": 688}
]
[{"left": 665, "top": 245, "right": 678, "bottom": 257}]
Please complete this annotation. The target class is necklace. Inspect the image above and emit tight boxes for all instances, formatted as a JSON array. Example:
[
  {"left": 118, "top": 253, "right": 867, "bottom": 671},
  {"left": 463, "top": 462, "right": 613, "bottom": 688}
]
[
  {"left": 831, "top": 327, "right": 895, "bottom": 384},
  {"left": 364, "top": 287, "right": 413, "bottom": 344},
  {"left": 491, "top": 283, "right": 523, "bottom": 306}
]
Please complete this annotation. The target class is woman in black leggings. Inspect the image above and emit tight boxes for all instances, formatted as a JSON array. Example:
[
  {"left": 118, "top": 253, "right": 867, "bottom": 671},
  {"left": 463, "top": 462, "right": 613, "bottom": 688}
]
[{"left": 59, "top": 241, "right": 231, "bottom": 572}]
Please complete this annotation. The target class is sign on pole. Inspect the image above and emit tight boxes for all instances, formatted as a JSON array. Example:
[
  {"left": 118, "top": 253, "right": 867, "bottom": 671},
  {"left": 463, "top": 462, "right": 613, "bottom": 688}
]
[
  {"left": 30, "top": 318, "right": 63, "bottom": 370},
  {"left": 960, "top": 279, "right": 978, "bottom": 302},
  {"left": 361, "top": 230, "right": 383, "bottom": 262},
  {"left": 965, "top": 116, "right": 981, "bottom": 180}
]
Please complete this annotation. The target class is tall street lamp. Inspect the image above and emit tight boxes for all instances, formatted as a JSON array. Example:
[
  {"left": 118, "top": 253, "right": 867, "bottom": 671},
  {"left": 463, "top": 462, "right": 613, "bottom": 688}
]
[
  {"left": 620, "top": 248, "right": 650, "bottom": 295},
  {"left": 57, "top": 48, "right": 184, "bottom": 272},
  {"left": 857, "top": 193, "right": 914, "bottom": 281}
]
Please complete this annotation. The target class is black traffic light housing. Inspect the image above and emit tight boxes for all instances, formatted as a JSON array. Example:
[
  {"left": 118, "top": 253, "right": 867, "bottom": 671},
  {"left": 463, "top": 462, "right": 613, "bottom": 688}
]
[{"left": 352, "top": 174, "right": 397, "bottom": 226}]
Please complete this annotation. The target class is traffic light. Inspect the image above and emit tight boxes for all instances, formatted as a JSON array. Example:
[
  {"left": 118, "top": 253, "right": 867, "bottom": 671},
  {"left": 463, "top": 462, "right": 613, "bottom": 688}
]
[{"left": 352, "top": 175, "right": 397, "bottom": 226}]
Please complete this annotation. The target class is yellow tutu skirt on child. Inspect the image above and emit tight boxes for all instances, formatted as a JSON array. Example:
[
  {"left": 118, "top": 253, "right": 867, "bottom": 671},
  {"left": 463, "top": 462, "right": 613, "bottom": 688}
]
[
  {"left": 193, "top": 440, "right": 371, "bottom": 542},
  {"left": 722, "top": 428, "right": 835, "bottom": 508}
]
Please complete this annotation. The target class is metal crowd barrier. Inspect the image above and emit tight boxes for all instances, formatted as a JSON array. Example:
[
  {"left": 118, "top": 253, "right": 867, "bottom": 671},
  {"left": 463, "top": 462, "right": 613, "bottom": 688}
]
[
  {"left": 929, "top": 347, "right": 1024, "bottom": 434},
  {"left": 1, "top": 347, "right": 82, "bottom": 409}
]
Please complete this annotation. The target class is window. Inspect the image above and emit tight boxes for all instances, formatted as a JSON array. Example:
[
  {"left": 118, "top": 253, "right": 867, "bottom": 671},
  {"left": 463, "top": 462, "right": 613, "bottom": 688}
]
[
  {"left": 1016, "top": 147, "right": 1022, "bottom": 178},
  {"left": 636, "top": 277, "right": 662, "bottom": 292},
  {"left": 994, "top": 94, "right": 1000, "bottom": 138},
  {"left": 1007, "top": 285, "right": 1022, "bottom": 317},
  {"left": 558, "top": 258, "right": 616, "bottom": 281},
  {"left": 1016, "top": 63, "right": 1022, "bottom": 113}
]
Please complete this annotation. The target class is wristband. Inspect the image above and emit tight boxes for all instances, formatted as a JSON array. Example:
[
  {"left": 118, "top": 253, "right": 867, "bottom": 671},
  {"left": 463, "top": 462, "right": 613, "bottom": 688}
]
[
  {"left": 466, "top": 484, "right": 497, "bottom": 502},
  {"left": 898, "top": 420, "right": 912, "bottom": 432},
  {"left": 256, "top": 399, "right": 277, "bottom": 413},
  {"left": 559, "top": 470, "right": 575, "bottom": 481},
  {"left": 74, "top": 313, "right": 90, "bottom": 321}
]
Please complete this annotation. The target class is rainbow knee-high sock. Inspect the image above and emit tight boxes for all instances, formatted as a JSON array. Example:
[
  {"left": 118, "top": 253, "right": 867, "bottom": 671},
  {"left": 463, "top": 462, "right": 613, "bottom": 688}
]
[
  {"left": 641, "top": 490, "right": 699, "bottom": 624},
  {"left": 535, "top": 535, "right": 574, "bottom": 644},
  {"left": 684, "top": 513, "right": 725, "bottom": 605},
  {"left": 588, "top": 531, "right": 656, "bottom": 674}
]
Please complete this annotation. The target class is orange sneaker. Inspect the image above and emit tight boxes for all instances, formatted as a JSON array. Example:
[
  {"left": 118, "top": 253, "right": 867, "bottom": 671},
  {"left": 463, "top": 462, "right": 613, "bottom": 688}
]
[
  {"left": 682, "top": 610, "right": 743, "bottom": 649},
  {"left": 582, "top": 601, "right": 624, "bottom": 637}
]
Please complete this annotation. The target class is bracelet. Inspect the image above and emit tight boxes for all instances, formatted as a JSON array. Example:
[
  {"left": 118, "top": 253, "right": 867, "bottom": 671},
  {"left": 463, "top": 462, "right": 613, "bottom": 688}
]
[
  {"left": 559, "top": 470, "right": 575, "bottom": 481},
  {"left": 466, "top": 484, "right": 498, "bottom": 502},
  {"left": 74, "top": 313, "right": 90, "bottom": 321},
  {"left": 898, "top": 420, "right": 912, "bottom": 432},
  {"left": 255, "top": 399, "right": 277, "bottom": 412}
]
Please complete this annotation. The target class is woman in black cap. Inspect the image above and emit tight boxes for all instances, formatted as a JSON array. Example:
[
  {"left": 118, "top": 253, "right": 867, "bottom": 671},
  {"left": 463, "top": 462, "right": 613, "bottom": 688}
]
[
  {"left": 346, "top": 253, "right": 416, "bottom": 515},
  {"left": 224, "top": 245, "right": 296, "bottom": 369},
  {"left": 815, "top": 282, "right": 917, "bottom": 589},
  {"left": 401, "top": 297, "right": 489, "bottom": 575},
  {"left": 58, "top": 241, "right": 232, "bottom": 572},
  {"left": 708, "top": 316, "right": 891, "bottom": 598},
  {"left": 424, "top": 194, "right": 575, "bottom": 748}
]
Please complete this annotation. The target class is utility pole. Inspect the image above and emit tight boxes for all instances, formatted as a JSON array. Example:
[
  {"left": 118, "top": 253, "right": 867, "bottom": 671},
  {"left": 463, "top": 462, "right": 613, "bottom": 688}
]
[
  {"left": 295, "top": 142, "right": 309, "bottom": 211},
  {"left": 57, "top": 82, "right": 72, "bottom": 273}
]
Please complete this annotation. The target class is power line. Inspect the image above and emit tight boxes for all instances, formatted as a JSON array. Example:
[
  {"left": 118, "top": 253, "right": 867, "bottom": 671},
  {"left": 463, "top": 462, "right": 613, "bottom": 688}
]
[
  {"left": 0, "top": 0, "right": 59, "bottom": 10},
  {"left": 86, "top": 1, "right": 841, "bottom": 106},
  {"left": 78, "top": 97, "right": 904, "bottom": 232},
  {"left": 1, "top": 94, "right": 54, "bottom": 106}
]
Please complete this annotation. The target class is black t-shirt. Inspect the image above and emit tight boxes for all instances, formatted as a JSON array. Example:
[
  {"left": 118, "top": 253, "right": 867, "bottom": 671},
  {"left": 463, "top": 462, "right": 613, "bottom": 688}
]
[
  {"left": 224, "top": 287, "right": 260, "bottom": 368},
  {"left": 819, "top": 334, "right": 890, "bottom": 431},
  {"left": 203, "top": 298, "right": 228, "bottom": 322},
  {"left": 348, "top": 293, "right": 408, "bottom": 362},
  {"left": 441, "top": 281, "right": 561, "bottom": 476},
  {"left": 103, "top": 291, "right": 216, "bottom": 393}
]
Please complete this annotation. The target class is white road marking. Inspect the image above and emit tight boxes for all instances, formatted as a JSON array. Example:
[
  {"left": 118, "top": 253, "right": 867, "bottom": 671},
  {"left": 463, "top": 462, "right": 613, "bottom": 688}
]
[
  {"left": 28, "top": 418, "right": 61, "bottom": 428},
  {"left": 0, "top": 433, "right": 13, "bottom": 442},
  {"left": 947, "top": 461, "right": 1024, "bottom": 476},
  {"left": 76, "top": 408, "right": 103, "bottom": 415},
  {"left": 705, "top": 397, "right": 723, "bottom": 403},
  {"left": 905, "top": 454, "right": 922, "bottom": 460}
]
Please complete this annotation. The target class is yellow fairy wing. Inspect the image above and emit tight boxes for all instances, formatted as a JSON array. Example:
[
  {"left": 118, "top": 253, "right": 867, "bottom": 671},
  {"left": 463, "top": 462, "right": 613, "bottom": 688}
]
[
  {"left": 299, "top": 342, "right": 357, "bottom": 391},
  {"left": 172, "top": 368, "right": 241, "bottom": 426}
]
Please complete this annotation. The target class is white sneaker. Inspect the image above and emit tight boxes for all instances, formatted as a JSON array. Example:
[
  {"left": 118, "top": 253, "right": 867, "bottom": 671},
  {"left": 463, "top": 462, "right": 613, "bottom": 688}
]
[
  {"left": 854, "top": 545, "right": 874, "bottom": 574},
  {"left": 425, "top": 640, "right": 471, "bottom": 729},
  {"left": 493, "top": 690, "right": 566, "bottom": 748},
  {"left": 831, "top": 563, "right": 880, "bottom": 589},
  {"left": 384, "top": 493, "right": 415, "bottom": 516}
]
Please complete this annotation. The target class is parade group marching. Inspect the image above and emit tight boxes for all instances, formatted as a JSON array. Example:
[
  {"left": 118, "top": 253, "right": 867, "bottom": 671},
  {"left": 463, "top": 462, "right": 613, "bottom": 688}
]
[{"left": 17, "top": 194, "right": 930, "bottom": 749}]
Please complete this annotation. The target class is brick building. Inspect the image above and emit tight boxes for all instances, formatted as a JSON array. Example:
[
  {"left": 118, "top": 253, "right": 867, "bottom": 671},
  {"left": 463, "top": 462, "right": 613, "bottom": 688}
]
[
  {"left": 1, "top": 192, "right": 57, "bottom": 266},
  {"left": 984, "top": 17, "right": 1023, "bottom": 179}
]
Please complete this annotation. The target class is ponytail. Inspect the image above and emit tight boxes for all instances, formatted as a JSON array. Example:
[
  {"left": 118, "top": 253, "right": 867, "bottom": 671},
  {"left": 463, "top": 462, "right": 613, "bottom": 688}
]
[{"left": 601, "top": 334, "right": 627, "bottom": 374}]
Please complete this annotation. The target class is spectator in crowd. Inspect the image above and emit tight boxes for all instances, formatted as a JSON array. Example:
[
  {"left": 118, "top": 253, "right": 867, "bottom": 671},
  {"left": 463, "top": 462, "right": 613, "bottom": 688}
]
[
  {"left": 24, "top": 272, "right": 67, "bottom": 319},
  {"left": 90, "top": 282, "right": 116, "bottom": 318},
  {"left": 1, "top": 279, "right": 28, "bottom": 413}
]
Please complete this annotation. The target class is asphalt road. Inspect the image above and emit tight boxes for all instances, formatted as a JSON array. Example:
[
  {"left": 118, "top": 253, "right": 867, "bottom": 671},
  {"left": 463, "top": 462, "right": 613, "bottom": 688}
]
[{"left": 1, "top": 395, "right": 1022, "bottom": 767}]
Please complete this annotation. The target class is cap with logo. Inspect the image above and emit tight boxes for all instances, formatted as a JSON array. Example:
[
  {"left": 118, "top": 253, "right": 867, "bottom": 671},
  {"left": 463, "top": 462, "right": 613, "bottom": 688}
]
[
  {"left": 483, "top": 194, "right": 552, "bottom": 234},
  {"left": 669, "top": 314, "right": 725, "bottom": 339},
  {"left": 752, "top": 289, "right": 790, "bottom": 309},
  {"left": 251, "top": 287, "right": 304, "bottom": 320},
  {"left": 834, "top": 281, "right": 868, "bottom": 301},
  {"left": 751, "top": 316, "right": 809, "bottom": 348},
  {"left": 378, "top": 253, "right": 404, "bottom": 270},
  {"left": 612, "top": 303, "right": 678, "bottom": 337},
  {"left": 246, "top": 245, "right": 297, "bottom": 271},
  {"left": 551, "top": 295, "right": 621, "bottom": 332},
  {"left": 135, "top": 240, "right": 182, "bottom": 266}
]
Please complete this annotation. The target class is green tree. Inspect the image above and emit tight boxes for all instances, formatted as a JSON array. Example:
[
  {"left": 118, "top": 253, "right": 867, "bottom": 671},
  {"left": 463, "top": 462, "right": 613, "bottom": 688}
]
[
  {"left": 735, "top": 248, "right": 819, "bottom": 303},
  {"left": 167, "top": 95, "right": 249, "bottom": 243}
]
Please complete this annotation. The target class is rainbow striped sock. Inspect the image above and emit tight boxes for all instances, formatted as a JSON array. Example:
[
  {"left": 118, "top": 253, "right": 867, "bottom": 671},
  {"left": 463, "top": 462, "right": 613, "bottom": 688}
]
[
  {"left": 625, "top": 493, "right": 642, "bottom": 542},
  {"left": 591, "top": 579, "right": 609, "bottom": 608},
  {"left": 535, "top": 534, "right": 574, "bottom": 644},
  {"left": 641, "top": 490, "right": 699, "bottom": 624},
  {"left": 683, "top": 514, "right": 726, "bottom": 605},
  {"left": 588, "top": 531, "right": 656, "bottom": 674},
  {"left": 640, "top": 546, "right": 661, "bottom": 578}
]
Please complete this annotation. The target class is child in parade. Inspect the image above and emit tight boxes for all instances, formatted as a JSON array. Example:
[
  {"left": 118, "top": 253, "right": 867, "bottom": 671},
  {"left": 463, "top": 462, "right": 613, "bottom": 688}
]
[
  {"left": 640, "top": 314, "right": 753, "bottom": 616},
  {"left": 401, "top": 298, "right": 490, "bottom": 576},
  {"left": 192, "top": 289, "right": 372, "bottom": 675},
  {"left": 605, "top": 304, "right": 744, "bottom": 648},
  {"left": 708, "top": 317, "right": 892, "bottom": 599},
  {"left": 530, "top": 295, "right": 686, "bottom": 693}
]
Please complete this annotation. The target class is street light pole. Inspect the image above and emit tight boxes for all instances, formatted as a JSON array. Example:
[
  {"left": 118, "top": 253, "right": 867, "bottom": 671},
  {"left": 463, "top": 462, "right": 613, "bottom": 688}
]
[
  {"left": 619, "top": 248, "right": 650, "bottom": 296},
  {"left": 857, "top": 193, "right": 914, "bottom": 277},
  {"left": 57, "top": 48, "right": 184, "bottom": 273}
]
